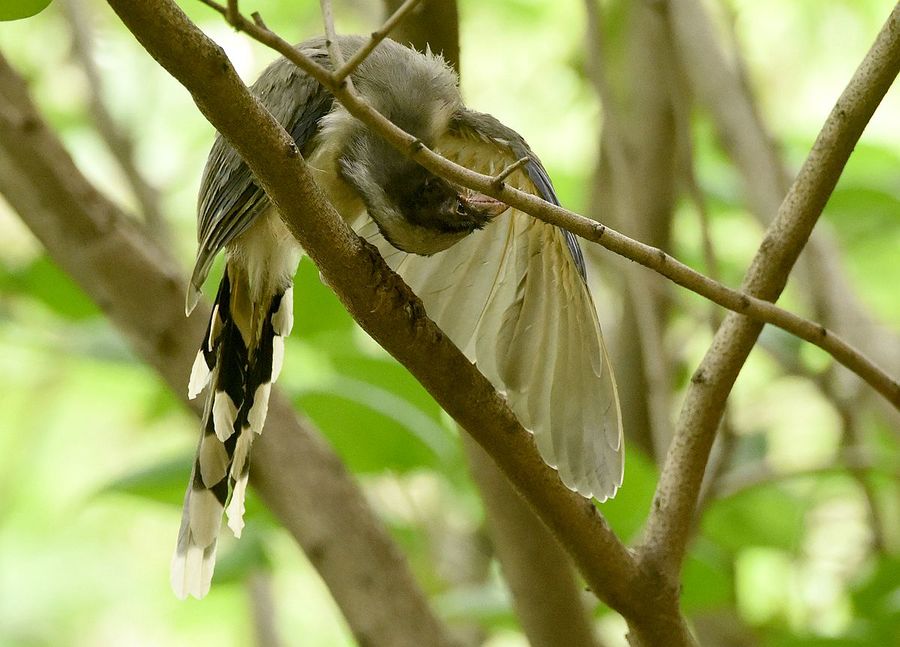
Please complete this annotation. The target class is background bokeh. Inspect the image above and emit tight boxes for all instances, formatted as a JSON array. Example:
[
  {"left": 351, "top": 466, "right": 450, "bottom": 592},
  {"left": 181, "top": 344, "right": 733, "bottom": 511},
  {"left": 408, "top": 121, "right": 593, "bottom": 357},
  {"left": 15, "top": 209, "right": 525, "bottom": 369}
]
[{"left": 1, "top": 1, "right": 898, "bottom": 645}]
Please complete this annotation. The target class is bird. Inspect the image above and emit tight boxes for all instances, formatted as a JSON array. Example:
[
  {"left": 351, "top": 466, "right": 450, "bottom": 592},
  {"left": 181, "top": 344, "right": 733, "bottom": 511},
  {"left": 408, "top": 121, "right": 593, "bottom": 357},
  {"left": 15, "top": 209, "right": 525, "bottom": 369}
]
[{"left": 173, "top": 35, "right": 623, "bottom": 599}]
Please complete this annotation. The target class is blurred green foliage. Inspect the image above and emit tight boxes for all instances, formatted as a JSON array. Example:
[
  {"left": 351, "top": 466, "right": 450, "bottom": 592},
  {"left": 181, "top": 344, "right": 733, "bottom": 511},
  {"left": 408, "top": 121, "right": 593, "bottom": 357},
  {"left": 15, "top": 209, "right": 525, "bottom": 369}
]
[
  {"left": 0, "top": 0, "right": 53, "bottom": 21},
  {"left": 0, "top": 1, "right": 898, "bottom": 646}
]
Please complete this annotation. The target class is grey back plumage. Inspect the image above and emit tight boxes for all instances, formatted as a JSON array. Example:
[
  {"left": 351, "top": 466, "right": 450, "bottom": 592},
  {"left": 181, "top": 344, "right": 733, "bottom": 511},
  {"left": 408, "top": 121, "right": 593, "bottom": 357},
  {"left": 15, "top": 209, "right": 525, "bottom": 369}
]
[{"left": 190, "top": 37, "right": 461, "bottom": 308}]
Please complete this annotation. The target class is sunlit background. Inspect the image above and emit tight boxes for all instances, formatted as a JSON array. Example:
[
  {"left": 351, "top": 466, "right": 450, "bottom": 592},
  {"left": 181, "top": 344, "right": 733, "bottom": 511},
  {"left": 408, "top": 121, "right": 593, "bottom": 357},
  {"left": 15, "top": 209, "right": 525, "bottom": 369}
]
[{"left": 1, "top": 0, "right": 898, "bottom": 645}]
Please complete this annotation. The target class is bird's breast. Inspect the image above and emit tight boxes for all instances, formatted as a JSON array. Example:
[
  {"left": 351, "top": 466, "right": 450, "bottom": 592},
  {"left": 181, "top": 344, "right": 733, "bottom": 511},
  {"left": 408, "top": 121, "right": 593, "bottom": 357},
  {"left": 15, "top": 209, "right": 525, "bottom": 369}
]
[{"left": 307, "top": 149, "right": 367, "bottom": 224}]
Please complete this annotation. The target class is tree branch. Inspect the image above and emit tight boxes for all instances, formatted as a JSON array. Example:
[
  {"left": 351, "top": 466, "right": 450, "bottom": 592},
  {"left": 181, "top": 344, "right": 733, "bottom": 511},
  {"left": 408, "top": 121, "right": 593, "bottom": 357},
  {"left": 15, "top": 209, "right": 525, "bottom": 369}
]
[
  {"left": 102, "top": 1, "right": 685, "bottom": 641},
  {"left": 60, "top": 0, "right": 170, "bottom": 245},
  {"left": 0, "top": 50, "right": 459, "bottom": 647},
  {"left": 667, "top": 0, "right": 900, "bottom": 421},
  {"left": 464, "top": 441, "right": 602, "bottom": 647},
  {"left": 638, "top": 2, "right": 900, "bottom": 583},
  {"left": 199, "top": 0, "right": 899, "bottom": 410}
]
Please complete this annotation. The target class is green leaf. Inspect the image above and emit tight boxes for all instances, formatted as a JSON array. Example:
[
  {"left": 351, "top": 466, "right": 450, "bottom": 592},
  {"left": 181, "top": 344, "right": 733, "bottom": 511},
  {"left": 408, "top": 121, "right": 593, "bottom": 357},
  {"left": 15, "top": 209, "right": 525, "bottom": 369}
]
[
  {"left": 293, "top": 258, "right": 355, "bottom": 337},
  {"left": 212, "top": 524, "right": 273, "bottom": 586},
  {"left": 848, "top": 557, "right": 900, "bottom": 646},
  {"left": 6, "top": 255, "right": 99, "bottom": 320},
  {"left": 598, "top": 448, "right": 658, "bottom": 542},
  {"left": 702, "top": 483, "right": 806, "bottom": 552},
  {"left": 101, "top": 455, "right": 190, "bottom": 507},
  {"left": 0, "top": 0, "right": 52, "bottom": 21},
  {"left": 330, "top": 353, "right": 447, "bottom": 431},
  {"left": 681, "top": 538, "right": 734, "bottom": 612},
  {"left": 102, "top": 455, "right": 278, "bottom": 526},
  {"left": 296, "top": 380, "right": 452, "bottom": 474},
  {"left": 432, "top": 581, "right": 516, "bottom": 628}
]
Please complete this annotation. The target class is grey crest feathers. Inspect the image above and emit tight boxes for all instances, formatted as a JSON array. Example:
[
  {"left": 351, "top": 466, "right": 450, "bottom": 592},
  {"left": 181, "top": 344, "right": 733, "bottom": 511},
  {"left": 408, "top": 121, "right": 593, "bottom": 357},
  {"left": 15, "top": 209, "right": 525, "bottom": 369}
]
[{"left": 177, "top": 35, "right": 623, "bottom": 600}]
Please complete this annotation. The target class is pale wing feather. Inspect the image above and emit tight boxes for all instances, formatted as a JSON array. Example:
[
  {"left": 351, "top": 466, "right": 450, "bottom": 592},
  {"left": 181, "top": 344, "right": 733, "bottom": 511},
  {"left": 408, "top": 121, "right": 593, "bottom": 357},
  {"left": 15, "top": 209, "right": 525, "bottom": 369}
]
[{"left": 356, "top": 124, "right": 623, "bottom": 499}]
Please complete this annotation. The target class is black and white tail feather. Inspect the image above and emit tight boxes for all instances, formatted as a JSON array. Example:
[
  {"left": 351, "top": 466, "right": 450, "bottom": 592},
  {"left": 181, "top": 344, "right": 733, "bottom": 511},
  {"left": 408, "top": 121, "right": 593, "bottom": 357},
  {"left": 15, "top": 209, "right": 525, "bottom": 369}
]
[{"left": 172, "top": 262, "right": 293, "bottom": 599}]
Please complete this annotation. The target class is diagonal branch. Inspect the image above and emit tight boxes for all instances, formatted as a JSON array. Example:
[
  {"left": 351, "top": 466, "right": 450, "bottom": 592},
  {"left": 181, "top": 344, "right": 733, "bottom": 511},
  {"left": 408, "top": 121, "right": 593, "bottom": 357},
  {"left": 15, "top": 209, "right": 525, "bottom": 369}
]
[
  {"left": 637, "top": 2, "right": 900, "bottom": 583},
  {"left": 0, "top": 49, "right": 458, "bottom": 647},
  {"left": 101, "top": 2, "right": 694, "bottom": 643},
  {"left": 197, "top": 0, "right": 899, "bottom": 410}
]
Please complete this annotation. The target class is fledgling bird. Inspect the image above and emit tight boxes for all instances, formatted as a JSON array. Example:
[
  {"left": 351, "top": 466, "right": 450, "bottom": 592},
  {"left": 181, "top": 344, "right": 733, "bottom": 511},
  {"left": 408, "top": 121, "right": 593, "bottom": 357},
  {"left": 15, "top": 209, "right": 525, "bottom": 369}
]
[{"left": 174, "top": 35, "right": 623, "bottom": 599}]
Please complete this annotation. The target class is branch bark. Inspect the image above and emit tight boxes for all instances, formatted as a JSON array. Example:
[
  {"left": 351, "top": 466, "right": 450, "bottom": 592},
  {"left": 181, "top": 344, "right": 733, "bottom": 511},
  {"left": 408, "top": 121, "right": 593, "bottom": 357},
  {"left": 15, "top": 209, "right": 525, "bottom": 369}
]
[
  {"left": 638, "top": 2, "right": 900, "bottom": 583},
  {"left": 464, "top": 442, "right": 601, "bottom": 647},
  {"left": 0, "top": 50, "right": 459, "bottom": 647},
  {"left": 102, "top": 1, "right": 682, "bottom": 641}
]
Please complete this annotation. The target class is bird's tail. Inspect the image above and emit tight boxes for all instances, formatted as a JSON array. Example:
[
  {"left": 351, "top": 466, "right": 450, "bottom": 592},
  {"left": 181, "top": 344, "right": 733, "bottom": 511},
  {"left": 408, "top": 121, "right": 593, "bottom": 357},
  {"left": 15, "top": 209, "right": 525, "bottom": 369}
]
[{"left": 171, "top": 260, "right": 293, "bottom": 599}]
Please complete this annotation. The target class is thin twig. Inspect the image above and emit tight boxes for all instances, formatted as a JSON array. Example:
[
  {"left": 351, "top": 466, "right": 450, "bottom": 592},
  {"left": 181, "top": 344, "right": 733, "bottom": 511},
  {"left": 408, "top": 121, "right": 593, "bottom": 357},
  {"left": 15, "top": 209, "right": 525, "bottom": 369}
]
[
  {"left": 491, "top": 156, "right": 529, "bottom": 187},
  {"left": 713, "top": 447, "right": 893, "bottom": 501},
  {"left": 334, "top": 0, "right": 424, "bottom": 83},
  {"left": 226, "top": 0, "right": 238, "bottom": 24},
  {"left": 319, "top": 0, "right": 353, "bottom": 91},
  {"left": 195, "top": 0, "right": 900, "bottom": 411}
]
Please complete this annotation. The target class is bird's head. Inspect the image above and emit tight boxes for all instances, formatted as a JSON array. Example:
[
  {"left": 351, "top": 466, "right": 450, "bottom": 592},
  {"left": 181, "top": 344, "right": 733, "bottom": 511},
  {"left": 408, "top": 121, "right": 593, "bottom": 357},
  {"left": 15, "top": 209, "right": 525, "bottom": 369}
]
[
  {"left": 338, "top": 131, "right": 506, "bottom": 255},
  {"left": 325, "top": 46, "right": 505, "bottom": 255}
]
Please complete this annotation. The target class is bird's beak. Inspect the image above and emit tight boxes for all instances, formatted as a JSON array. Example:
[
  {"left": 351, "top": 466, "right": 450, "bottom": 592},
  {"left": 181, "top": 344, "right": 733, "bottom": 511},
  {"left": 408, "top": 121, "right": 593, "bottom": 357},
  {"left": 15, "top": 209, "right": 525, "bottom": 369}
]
[{"left": 458, "top": 189, "right": 508, "bottom": 218}]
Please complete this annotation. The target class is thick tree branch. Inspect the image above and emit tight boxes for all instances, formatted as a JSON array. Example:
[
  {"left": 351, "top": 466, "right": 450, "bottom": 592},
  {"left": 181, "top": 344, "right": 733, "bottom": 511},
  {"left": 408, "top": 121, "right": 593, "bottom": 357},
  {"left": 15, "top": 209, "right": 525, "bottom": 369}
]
[
  {"left": 638, "top": 3, "right": 900, "bottom": 582},
  {"left": 102, "top": 1, "right": 688, "bottom": 642},
  {"left": 464, "top": 441, "right": 602, "bottom": 647},
  {"left": 0, "top": 51, "right": 459, "bottom": 647},
  {"left": 200, "top": 0, "right": 899, "bottom": 410}
]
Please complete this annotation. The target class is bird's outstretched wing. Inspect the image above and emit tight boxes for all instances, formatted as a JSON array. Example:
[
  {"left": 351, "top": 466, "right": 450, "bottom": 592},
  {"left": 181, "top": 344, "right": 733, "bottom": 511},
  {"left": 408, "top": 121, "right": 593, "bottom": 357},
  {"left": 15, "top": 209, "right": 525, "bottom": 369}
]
[{"left": 357, "top": 108, "right": 624, "bottom": 500}]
